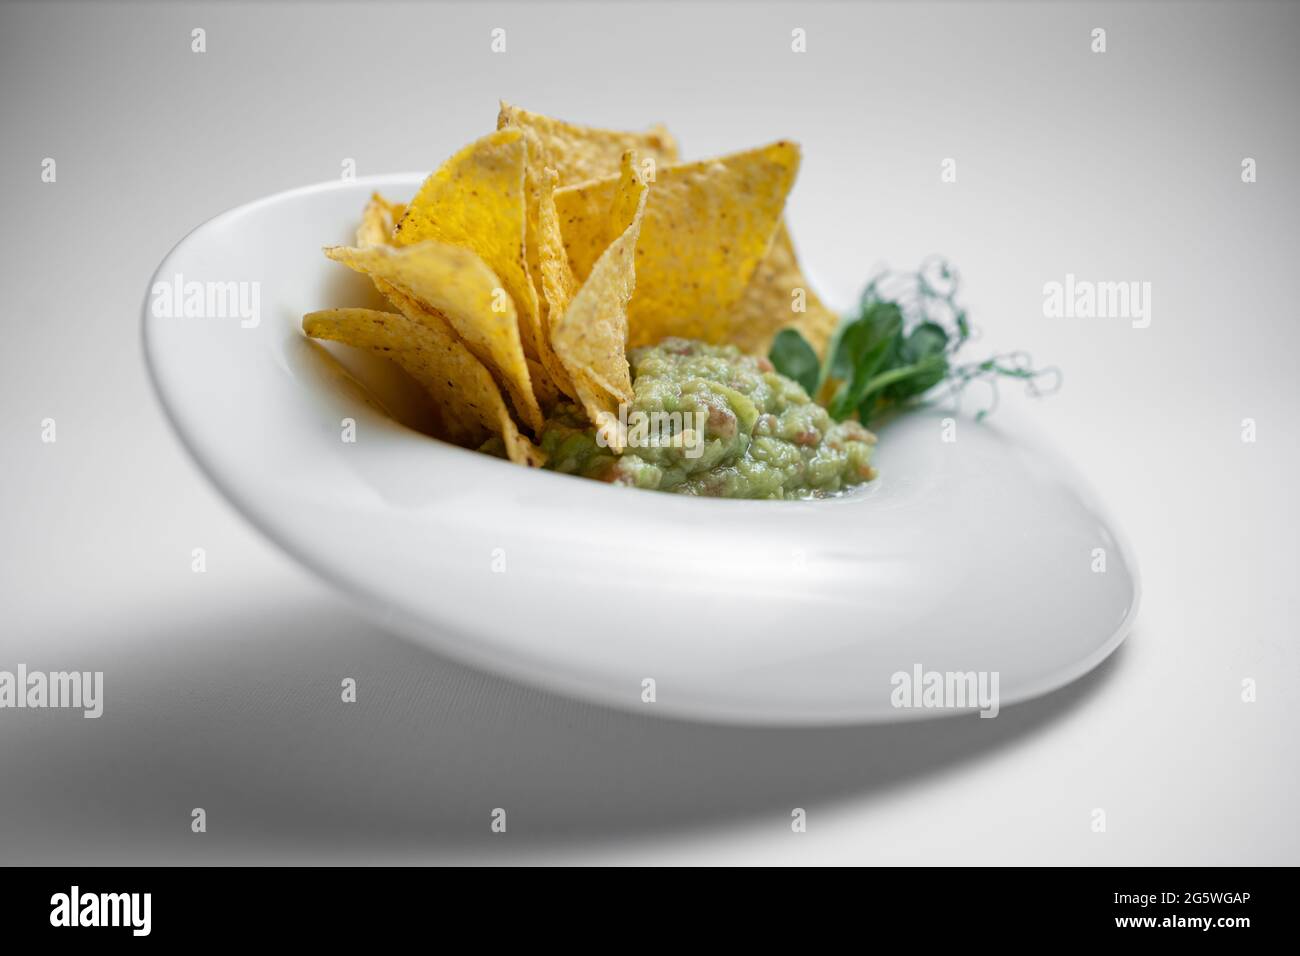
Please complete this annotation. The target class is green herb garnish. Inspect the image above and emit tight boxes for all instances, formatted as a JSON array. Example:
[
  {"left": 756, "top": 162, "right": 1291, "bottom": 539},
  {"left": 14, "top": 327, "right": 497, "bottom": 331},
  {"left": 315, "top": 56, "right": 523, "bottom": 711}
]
[{"left": 770, "top": 257, "right": 1060, "bottom": 425}]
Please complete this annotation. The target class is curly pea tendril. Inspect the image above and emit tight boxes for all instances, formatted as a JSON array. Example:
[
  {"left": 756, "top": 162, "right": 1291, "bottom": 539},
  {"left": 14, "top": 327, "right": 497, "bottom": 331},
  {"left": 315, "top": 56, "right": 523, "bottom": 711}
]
[{"left": 850, "top": 256, "right": 1061, "bottom": 423}]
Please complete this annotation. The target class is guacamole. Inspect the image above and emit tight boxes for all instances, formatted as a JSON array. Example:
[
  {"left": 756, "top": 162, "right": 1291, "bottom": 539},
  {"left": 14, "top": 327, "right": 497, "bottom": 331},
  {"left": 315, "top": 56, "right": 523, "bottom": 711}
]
[{"left": 536, "top": 338, "right": 877, "bottom": 499}]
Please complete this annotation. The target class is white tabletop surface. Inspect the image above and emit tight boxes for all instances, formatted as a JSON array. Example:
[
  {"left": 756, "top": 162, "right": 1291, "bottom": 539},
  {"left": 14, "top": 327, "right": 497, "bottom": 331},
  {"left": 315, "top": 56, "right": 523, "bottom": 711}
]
[{"left": 1, "top": 0, "right": 1296, "bottom": 864}]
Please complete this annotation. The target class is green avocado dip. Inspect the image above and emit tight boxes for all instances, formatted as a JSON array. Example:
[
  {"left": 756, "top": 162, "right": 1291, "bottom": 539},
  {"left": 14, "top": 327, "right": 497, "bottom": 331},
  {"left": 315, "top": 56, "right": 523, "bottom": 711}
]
[{"left": 535, "top": 338, "right": 878, "bottom": 499}]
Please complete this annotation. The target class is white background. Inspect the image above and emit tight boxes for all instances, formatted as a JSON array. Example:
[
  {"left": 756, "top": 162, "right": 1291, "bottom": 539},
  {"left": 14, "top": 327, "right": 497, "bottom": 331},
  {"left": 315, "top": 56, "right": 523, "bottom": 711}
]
[{"left": 0, "top": 1, "right": 1296, "bottom": 863}]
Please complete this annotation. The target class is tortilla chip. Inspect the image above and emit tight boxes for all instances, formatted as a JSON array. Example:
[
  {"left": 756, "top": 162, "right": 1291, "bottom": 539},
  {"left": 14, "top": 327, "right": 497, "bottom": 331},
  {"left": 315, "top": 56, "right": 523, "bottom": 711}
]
[
  {"left": 553, "top": 141, "right": 800, "bottom": 348},
  {"left": 302, "top": 307, "right": 544, "bottom": 467},
  {"left": 498, "top": 101, "right": 679, "bottom": 187},
  {"left": 725, "top": 222, "right": 840, "bottom": 357},
  {"left": 356, "top": 193, "right": 405, "bottom": 249},
  {"left": 609, "top": 152, "right": 647, "bottom": 237},
  {"left": 547, "top": 180, "right": 608, "bottom": 307},
  {"left": 526, "top": 357, "right": 560, "bottom": 410},
  {"left": 324, "top": 242, "right": 544, "bottom": 434},
  {"left": 519, "top": 131, "right": 546, "bottom": 318},
  {"left": 537, "top": 168, "right": 578, "bottom": 321},
  {"left": 534, "top": 166, "right": 579, "bottom": 396},
  {"left": 354, "top": 194, "right": 410, "bottom": 317},
  {"left": 551, "top": 158, "right": 649, "bottom": 451},
  {"left": 373, "top": 281, "right": 559, "bottom": 435},
  {"left": 392, "top": 128, "right": 544, "bottom": 362}
]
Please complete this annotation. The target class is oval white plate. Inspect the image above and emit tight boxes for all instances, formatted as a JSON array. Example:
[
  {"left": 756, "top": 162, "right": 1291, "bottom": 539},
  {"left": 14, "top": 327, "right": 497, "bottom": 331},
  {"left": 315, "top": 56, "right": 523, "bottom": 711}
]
[{"left": 143, "top": 175, "right": 1138, "bottom": 725}]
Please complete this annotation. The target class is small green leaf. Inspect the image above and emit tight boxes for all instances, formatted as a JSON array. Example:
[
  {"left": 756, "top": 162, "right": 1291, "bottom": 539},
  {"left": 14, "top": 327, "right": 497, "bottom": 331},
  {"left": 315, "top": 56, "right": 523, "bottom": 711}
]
[
  {"left": 768, "top": 329, "right": 821, "bottom": 396},
  {"left": 901, "top": 322, "right": 948, "bottom": 362},
  {"left": 857, "top": 354, "right": 948, "bottom": 423},
  {"left": 829, "top": 305, "right": 903, "bottom": 419},
  {"left": 829, "top": 302, "right": 894, "bottom": 380}
]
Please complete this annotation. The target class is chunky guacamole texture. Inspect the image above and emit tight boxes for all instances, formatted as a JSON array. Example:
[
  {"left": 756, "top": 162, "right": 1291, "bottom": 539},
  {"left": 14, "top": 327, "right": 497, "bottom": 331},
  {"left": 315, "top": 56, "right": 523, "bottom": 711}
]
[{"left": 538, "top": 338, "right": 877, "bottom": 499}]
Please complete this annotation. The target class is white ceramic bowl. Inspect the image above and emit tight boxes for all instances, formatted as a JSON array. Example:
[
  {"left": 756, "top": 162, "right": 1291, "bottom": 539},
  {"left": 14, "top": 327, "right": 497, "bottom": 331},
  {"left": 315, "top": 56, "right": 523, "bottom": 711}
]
[{"left": 143, "top": 174, "right": 1139, "bottom": 725}]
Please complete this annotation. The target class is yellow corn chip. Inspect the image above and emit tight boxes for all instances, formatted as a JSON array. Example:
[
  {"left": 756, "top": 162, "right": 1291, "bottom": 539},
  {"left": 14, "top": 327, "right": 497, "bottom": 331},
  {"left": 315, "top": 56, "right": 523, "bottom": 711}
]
[
  {"left": 551, "top": 160, "right": 649, "bottom": 451},
  {"left": 725, "top": 222, "right": 839, "bottom": 358},
  {"left": 553, "top": 141, "right": 800, "bottom": 348},
  {"left": 536, "top": 167, "right": 578, "bottom": 321},
  {"left": 392, "top": 128, "right": 544, "bottom": 361},
  {"left": 498, "top": 101, "right": 679, "bottom": 187},
  {"left": 546, "top": 181, "right": 606, "bottom": 310},
  {"left": 526, "top": 356, "right": 560, "bottom": 410},
  {"left": 324, "top": 242, "right": 544, "bottom": 434},
  {"left": 534, "top": 166, "right": 578, "bottom": 397},
  {"left": 302, "top": 307, "right": 544, "bottom": 467},
  {"left": 519, "top": 129, "right": 546, "bottom": 319},
  {"left": 356, "top": 193, "right": 405, "bottom": 249},
  {"left": 609, "top": 151, "right": 647, "bottom": 237}
]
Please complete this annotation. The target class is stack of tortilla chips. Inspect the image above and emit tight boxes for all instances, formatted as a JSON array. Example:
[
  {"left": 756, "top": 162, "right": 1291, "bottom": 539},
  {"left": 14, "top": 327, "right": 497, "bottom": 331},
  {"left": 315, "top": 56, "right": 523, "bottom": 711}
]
[{"left": 304, "top": 103, "right": 837, "bottom": 465}]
